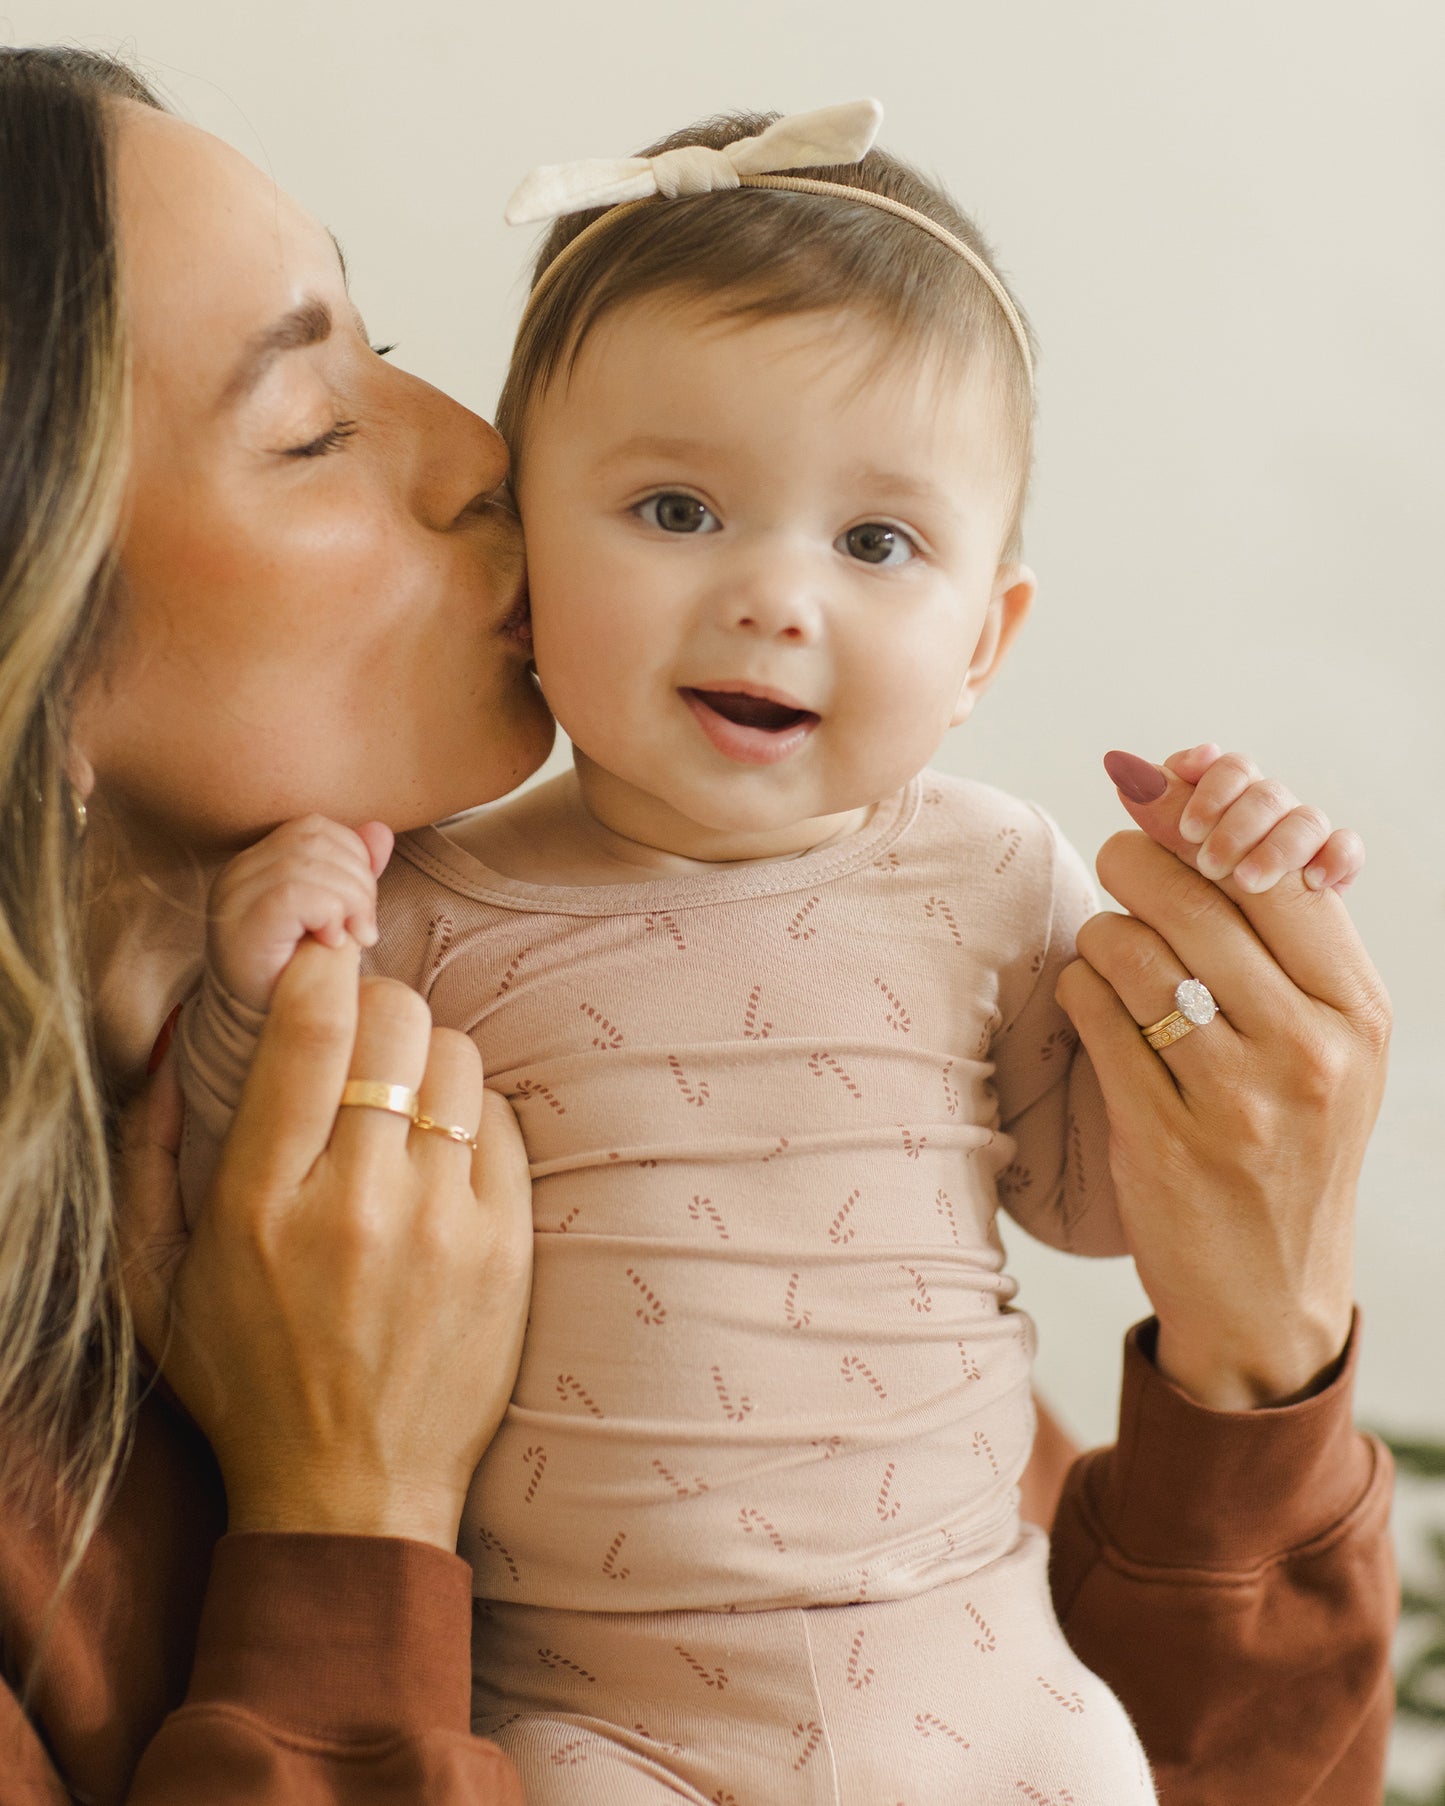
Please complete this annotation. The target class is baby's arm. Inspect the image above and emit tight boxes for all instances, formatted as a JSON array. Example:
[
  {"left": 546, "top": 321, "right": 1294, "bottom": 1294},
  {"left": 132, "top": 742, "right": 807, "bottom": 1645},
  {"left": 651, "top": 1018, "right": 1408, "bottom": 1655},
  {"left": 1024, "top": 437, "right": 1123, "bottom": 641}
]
[
  {"left": 993, "top": 750, "right": 1363, "bottom": 1258},
  {"left": 175, "top": 816, "right": 391, "bottom": 1222}
]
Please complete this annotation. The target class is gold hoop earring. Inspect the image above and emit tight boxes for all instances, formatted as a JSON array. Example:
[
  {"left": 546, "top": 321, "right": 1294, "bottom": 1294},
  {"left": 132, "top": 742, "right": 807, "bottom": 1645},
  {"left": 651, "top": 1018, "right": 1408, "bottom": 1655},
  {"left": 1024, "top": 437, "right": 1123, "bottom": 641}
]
[{"left": 67, "top": 782, "right": 88, "bottom": 836}]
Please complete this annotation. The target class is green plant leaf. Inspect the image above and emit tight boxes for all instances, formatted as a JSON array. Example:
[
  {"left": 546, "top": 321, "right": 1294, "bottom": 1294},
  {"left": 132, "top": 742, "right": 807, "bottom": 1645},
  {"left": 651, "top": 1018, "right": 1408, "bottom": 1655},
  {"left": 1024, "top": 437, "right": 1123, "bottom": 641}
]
[{"left": 1380, "top": 1432, "right": 1445, "bottom": 1477}]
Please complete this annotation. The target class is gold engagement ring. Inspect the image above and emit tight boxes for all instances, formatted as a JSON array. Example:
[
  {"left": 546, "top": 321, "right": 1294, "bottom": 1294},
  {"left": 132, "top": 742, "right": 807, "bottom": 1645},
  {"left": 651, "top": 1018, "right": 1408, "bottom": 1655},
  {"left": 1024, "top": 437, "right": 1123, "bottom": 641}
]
[{"left": 1141, "top": 979, "right": 1219, "bottom": 1051}]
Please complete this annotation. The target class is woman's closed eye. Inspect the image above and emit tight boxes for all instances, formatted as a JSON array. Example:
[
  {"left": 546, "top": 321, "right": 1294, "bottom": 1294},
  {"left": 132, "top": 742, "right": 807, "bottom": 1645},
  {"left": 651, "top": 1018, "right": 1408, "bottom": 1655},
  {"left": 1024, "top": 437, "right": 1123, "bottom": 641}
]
[
  {"left": 281, "top": 345, "right": 393, "bottom": 459},
  {"left": 839, "top": 522, "right": 918, "bottom": 568},
  {"left": 636, "top": 492, "right": 720, "bottom": 535},
  {"left": 283, "top": 419, "right": 359, "bottom": 459}
]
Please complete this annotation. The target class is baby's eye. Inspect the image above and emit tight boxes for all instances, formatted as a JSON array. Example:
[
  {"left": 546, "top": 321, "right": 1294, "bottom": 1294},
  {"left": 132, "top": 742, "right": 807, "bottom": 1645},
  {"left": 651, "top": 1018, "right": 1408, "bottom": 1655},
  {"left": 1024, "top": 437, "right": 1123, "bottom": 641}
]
[
  {"left": 841, "top": 522, "right": 915, "bottom": 567},
  {"left": 638, "top": 492, "right": 719, "bottom": 534}
]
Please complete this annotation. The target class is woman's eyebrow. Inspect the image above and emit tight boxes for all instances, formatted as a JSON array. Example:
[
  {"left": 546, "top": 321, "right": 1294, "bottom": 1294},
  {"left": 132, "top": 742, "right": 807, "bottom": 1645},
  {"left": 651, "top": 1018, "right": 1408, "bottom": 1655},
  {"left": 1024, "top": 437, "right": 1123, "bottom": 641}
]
[{"left": 218, "top": 297, "right": 334, "bottom": 411}]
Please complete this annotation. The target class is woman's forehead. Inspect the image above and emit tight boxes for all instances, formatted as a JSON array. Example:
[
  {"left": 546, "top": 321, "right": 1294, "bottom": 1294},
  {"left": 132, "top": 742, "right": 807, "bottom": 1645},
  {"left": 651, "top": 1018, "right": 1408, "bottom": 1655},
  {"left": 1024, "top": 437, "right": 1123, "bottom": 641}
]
[{"left": 114, "top": 103, "right": 342, "bottom": 405}]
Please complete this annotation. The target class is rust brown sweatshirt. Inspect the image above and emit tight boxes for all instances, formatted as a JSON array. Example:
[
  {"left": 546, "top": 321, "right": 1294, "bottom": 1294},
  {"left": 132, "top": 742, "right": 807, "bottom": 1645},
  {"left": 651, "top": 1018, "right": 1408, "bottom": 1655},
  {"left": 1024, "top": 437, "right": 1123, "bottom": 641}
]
[{"left": 0, "top": 1319, "right": 1394, "bottom": 1805}]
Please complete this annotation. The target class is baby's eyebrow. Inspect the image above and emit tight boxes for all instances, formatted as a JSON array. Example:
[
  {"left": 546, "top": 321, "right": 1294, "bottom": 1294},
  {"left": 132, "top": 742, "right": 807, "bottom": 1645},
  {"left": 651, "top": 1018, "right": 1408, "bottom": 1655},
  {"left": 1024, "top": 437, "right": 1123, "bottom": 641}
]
[
  {"left": 606, "top": 433, "right": 711, "bottom": 462},
  {"left": 845, "top": 467, "right": 953, "bottom": 510}
]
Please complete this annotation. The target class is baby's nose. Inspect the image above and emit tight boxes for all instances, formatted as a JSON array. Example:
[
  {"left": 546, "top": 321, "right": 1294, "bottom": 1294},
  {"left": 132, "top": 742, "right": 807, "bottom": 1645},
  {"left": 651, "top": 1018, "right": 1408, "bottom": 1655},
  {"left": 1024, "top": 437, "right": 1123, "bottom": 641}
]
[{"left": 727, "top": 566, "right": 825, "bottom": 642}]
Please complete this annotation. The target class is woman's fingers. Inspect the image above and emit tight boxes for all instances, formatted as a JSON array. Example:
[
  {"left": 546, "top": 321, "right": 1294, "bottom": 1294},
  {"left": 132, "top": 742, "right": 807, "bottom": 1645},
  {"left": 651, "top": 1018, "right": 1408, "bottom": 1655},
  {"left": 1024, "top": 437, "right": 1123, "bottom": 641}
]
[
  {"left": 220, "top": 937, "right": 363, "bottom": 1196},
  {"left": 1092, "top": 832, "right": 1294, "bottom": 1028},
  {"left": 326, "top": 976, "right": 432, "bottom": 1169},
  {"left": 1099, "top": 826, "right": 1384, "bottom": 1025},
  {"left": 1073, "top": 909, "right": 1243, "bottom": 1080},
  {"left": 469, "top": 1088, "right": 535, "bottom": 1388},
  {"left": 1105, "top": 764, "right": 1385, "bottom": 1022},
  {"left": 1054, "top": 954, "right": 1179, "bottom": 1126},
  {"left": 408, "top": 1028, "right": 485, "bottom": 1177}
]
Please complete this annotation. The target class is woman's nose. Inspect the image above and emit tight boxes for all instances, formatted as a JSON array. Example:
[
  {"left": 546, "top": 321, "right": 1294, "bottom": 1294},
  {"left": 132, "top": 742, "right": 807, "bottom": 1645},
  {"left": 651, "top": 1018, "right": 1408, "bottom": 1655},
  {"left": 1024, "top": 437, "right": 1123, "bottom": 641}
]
[{"left": 401, "top": 372, "right": 511, "bottom": 530}]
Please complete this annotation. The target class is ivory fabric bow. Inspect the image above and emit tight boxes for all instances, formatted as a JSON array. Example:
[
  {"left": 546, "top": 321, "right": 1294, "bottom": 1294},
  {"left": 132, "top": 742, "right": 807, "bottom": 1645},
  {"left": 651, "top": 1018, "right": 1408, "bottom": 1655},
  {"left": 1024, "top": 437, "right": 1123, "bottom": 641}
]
[{"left": 505, "top": 99, "right": 884, "bottom": 227}]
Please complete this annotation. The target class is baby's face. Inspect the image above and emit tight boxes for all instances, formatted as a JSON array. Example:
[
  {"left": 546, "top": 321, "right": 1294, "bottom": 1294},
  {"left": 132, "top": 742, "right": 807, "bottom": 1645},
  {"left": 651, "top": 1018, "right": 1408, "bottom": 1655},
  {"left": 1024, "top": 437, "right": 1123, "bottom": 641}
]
[{"left": 514, "top": 299, "right": 1031, "bottom": 849}]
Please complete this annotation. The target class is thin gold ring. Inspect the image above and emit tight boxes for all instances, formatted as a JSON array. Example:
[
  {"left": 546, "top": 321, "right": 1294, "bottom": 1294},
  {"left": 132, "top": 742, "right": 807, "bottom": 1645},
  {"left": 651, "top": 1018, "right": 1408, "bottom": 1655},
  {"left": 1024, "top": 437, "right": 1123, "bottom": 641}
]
[
  {"left": 1141, "top": 1010, "right": 1196, "bottom": 1051},
  {"left": 412, "top": 1112, "right": 479, "bottom": 1151},
  {"left": 337, "top": 1080, "right": 419, "bottom": 1120}
]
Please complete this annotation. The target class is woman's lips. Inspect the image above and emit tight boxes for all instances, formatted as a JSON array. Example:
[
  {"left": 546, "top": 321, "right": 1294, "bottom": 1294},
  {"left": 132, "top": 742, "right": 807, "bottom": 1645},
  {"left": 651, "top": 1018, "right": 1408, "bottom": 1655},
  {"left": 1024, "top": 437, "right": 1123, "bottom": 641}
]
[
  {"left": 498, "top": 585, "right": 532, "bottom": 650},
  {"left": 681, "top": 687, "right": 819, "bottom": 765}
]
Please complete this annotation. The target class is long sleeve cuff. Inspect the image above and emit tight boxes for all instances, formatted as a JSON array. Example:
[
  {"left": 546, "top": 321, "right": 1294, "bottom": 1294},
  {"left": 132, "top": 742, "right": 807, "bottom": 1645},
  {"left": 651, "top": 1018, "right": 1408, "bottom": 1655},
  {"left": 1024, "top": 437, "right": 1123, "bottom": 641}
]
[
  {"left": 1080, "top": 1309, "right": 1383, "bottom": 1570},
  {"left": 187, "top": 1532, "right": 474, "bottom": 1738}
]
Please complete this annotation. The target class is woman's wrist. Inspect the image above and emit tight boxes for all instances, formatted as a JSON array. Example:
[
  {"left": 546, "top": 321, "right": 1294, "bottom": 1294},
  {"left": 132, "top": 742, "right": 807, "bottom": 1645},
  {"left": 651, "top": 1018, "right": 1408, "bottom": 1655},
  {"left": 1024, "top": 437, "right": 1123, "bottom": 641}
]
[
  {"left": 224, "top": 1466, "right": 466, "bottom": 1551},
  {"left": 1153, "top": 1303, "right": 1355, "bottom": 1411}
]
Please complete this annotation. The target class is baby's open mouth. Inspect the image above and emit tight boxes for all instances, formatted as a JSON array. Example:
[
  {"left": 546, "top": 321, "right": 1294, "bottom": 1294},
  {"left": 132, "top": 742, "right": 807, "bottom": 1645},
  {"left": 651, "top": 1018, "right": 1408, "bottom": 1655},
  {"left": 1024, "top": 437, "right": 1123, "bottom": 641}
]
[{"left": 683, "top": 688, "right": 818, "bottom": 733}]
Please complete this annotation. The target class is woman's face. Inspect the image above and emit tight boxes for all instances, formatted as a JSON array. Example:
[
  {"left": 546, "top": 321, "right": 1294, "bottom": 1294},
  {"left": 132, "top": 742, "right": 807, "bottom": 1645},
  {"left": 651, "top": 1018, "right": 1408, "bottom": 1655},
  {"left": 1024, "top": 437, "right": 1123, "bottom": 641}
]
[{"left": 76, "top": 102, "right": 553, "bottom": 854}]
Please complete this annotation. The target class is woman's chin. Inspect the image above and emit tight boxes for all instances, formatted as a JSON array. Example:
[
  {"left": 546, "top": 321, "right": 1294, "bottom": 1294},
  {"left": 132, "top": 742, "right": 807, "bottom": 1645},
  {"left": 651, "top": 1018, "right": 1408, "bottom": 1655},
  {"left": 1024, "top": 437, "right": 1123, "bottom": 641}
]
[{"left": 488, "top": 677, "right": 558, "bottom": 800}]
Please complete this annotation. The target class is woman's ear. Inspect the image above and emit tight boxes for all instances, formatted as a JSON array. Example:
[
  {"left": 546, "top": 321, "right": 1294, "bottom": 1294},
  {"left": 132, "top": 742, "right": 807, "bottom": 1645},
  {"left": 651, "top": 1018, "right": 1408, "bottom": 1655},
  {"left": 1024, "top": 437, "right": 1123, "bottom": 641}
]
[
  {"left": 65, "top": 747, "right": 96, "bottom": 801},
  {"left": 950, "top": 563, "right": 1036, "bottom": 727}
]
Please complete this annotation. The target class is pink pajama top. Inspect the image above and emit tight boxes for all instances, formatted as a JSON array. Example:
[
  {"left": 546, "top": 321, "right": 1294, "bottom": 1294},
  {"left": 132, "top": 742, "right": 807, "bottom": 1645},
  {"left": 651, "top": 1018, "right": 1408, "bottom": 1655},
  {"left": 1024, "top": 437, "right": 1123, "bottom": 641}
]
[{"left": 358, "top": 771, "right": 1123, "bottom": 1613}]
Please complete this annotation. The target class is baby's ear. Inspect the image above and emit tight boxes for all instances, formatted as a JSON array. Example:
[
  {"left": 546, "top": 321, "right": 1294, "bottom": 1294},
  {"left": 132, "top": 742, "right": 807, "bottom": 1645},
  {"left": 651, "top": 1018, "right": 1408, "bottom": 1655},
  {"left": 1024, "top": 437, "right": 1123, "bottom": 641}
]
[{"left": 950, "top": 563, "right": 1035, "bottom": 727}]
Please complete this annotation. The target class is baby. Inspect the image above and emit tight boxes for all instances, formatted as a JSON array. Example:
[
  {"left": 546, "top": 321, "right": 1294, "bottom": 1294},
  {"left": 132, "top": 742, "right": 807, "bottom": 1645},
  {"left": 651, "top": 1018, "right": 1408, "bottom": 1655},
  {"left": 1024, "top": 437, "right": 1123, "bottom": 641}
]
[{"left": 177, "top": 104, "right": 1362, "bottom": 1804}]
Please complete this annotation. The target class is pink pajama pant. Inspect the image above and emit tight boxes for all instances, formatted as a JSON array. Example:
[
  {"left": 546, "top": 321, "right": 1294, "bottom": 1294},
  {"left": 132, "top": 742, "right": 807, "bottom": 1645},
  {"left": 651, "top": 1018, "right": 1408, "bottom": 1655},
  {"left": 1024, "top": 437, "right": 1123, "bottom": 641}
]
[{"left": 471, "top": 1529, "right": 1156, "bottom": 1805}]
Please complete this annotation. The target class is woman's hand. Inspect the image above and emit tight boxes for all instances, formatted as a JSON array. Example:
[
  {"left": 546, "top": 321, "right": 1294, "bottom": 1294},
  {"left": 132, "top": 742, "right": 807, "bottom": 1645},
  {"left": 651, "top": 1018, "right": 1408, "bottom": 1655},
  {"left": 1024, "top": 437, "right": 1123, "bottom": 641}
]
[
  {"left": 118, "top": 938, "right": 533, "bottom": 1549},
  {"left": 1057, "top": 748, "right": 1391, "bottom": 1410}
]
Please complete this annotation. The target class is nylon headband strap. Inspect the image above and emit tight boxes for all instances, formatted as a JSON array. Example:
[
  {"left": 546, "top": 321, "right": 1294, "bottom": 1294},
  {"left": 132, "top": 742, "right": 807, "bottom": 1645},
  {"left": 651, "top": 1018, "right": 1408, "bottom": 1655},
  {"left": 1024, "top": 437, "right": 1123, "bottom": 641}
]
[{"left": 519, "top": 175, "right": 1034, "bottom": 391}]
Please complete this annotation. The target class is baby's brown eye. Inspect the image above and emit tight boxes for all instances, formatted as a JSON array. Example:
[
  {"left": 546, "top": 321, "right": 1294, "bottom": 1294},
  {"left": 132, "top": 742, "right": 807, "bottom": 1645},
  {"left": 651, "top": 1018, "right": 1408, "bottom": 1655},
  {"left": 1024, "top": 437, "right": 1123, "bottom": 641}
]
[
  {"left": 645, "top": 493, "right": 714, "bottom": 534},
  {"left": 844, "top": 523, "right": 909, "bottom": 565}
]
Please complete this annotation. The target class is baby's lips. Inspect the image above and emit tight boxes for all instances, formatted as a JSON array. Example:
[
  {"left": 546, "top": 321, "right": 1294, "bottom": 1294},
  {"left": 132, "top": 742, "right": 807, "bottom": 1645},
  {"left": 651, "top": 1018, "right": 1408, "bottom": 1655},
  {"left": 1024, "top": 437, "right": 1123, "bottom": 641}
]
[{"left": 1103, "top": 750, "right": 1168, "bottom": 805}]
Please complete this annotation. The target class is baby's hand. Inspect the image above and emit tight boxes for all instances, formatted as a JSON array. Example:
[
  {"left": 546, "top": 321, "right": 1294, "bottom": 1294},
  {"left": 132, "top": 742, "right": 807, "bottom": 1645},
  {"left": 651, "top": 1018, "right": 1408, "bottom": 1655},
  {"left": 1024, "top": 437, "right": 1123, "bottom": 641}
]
[
  {"left": 1159, "top": 744, "right": 1363, "bottom": 893},
  {"left": 207, "top": 815, "right": 394, "bottom": 1012}
]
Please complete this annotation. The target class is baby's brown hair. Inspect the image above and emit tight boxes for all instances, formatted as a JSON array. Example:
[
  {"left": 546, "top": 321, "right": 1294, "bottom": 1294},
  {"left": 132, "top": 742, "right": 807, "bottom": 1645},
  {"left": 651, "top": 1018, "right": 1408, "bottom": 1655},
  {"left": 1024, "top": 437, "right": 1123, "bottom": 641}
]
[{"left": 497, "top": 111, "right": 1038, "bottom": 559}]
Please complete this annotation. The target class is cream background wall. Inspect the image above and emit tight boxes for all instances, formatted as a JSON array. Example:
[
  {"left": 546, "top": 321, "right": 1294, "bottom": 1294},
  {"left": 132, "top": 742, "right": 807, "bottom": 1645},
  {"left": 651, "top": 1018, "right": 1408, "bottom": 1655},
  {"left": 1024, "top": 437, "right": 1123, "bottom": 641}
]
[{"left": 5, "top": 0, "right": 1441, "bottom": 1451}]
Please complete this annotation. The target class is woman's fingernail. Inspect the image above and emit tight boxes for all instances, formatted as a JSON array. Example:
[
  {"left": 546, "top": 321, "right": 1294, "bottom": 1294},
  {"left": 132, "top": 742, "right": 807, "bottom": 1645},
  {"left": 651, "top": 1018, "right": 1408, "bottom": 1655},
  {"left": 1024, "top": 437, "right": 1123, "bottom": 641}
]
[{"left": 1103, "top": 750, "right": 1168, "bottom": 804}]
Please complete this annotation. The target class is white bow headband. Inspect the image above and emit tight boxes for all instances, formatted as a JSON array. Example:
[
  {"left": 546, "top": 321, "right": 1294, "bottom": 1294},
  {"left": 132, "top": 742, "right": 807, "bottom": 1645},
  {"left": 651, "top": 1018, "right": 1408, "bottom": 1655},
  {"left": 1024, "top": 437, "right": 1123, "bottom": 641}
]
[{"left": 505, "top": 100, "right": 1034, "bottom": 389}]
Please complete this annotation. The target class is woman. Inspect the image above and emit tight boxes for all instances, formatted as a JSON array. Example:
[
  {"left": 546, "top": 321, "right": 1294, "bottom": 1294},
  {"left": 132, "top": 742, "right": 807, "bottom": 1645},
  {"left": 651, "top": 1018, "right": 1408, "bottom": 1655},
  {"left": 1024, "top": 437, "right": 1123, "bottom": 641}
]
[{"left": 0, "top": 47, "right": 1394, "bottom": 1806}]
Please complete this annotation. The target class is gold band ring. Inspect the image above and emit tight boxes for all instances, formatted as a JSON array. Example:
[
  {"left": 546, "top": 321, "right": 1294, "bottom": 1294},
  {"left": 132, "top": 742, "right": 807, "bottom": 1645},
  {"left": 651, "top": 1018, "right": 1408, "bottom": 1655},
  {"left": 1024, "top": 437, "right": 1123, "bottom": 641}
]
[
  {"left": 1141, "top": 978, "right": 1219, "bottom": 1052},
  {"left": 1142, "top": 1010, "right": 1195, "bottom": 1050},
  {"left": 338, "top": 1080, "right": 419, "bottom": 1120},
  {"left": 412, "top": 1112, "right": 479, "bottom": 1151}
]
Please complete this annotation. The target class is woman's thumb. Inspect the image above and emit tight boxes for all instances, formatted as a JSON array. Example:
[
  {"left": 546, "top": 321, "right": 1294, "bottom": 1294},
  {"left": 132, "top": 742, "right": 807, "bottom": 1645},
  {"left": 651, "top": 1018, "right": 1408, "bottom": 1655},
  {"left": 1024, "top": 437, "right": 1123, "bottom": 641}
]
[{"left": 1103, "top": 750, "right": 1202, "bottom": 864}]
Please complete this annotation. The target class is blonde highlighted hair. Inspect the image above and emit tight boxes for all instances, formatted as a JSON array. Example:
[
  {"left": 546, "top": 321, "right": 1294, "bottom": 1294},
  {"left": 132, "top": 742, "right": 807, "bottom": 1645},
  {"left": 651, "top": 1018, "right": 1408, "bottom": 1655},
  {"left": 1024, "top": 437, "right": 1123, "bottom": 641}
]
[
  {"left": 0, "top": 48, "right": 164, "bottom": 1598},
  {"left": 498, "top": 110, "right": 1038, "bottom": 555}
]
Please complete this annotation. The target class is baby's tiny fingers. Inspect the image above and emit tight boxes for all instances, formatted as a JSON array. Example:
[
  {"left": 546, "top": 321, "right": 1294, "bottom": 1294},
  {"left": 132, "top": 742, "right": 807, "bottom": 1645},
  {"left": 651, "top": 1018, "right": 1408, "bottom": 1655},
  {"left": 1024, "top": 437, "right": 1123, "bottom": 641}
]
[
  {"left": 1305, "top": 827, "right": 1366, "bottom": 893},
  {"left": 1162, "top": 742, "right": 1223, "bottom": 785},
  {"left": 1196, "top": 778, "right": 1303, "bottom": 881},
  {"left": 273, "top": 876, "right": 375, "bottom": 951},
  {"left": 1178, "top": 751, "right": 1261, "bottom": 845},
  {"left": 1232, "top": 804, "right": 1333, "bottom": 893}
]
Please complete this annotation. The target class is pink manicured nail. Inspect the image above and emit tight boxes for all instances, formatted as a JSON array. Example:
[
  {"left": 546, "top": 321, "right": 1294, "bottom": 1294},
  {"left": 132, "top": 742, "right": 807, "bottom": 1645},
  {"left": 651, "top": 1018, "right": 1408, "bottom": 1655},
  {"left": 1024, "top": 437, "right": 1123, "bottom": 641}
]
[{"left": 1104, "top": 750, "right": 1168, "bottom": 804}]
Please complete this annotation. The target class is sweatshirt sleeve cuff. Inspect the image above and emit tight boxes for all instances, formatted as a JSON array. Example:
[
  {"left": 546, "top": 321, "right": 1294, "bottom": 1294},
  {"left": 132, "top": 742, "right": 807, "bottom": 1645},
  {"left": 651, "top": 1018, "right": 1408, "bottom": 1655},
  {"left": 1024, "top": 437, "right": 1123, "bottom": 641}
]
[
  {"left": 1082, "top": 1308, "right": 1383, "bottom": 1570},
  {"left": 187, "top": 1532, "right": 474, "bottom": 1738}
]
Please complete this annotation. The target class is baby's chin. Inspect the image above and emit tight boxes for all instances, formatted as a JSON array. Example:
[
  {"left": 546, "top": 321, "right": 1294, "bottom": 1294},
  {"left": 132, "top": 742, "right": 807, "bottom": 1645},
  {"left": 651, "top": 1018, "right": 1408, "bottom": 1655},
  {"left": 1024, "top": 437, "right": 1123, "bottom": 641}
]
[{"left": 644, "top": 773, "right": 884, "bottom": 857}]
